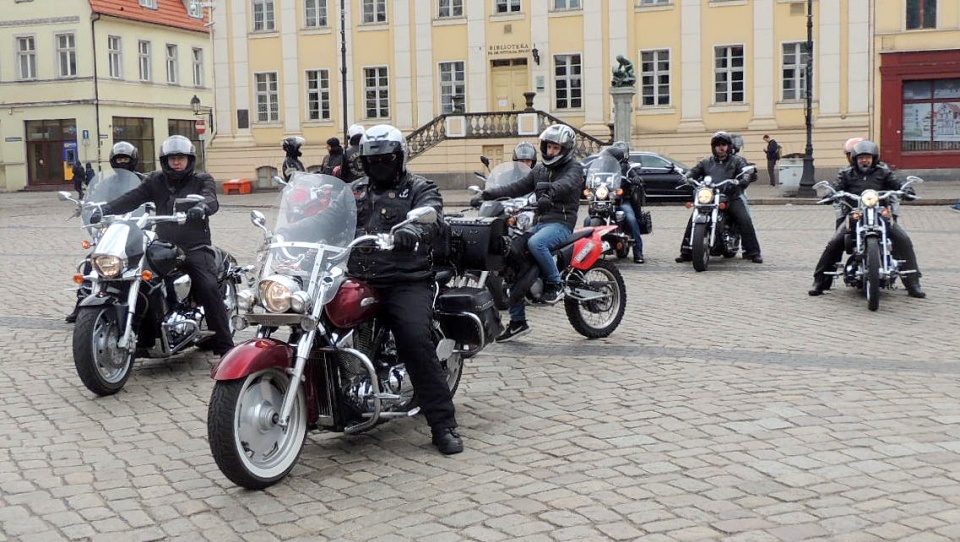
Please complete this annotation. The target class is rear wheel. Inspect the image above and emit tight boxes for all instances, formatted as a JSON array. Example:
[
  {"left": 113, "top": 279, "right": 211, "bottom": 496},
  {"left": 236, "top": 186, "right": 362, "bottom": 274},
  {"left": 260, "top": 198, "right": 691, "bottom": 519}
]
[
  {"left": 691, "top": 223, "right": 710, "bottom": 272},
  {"left": 864, "top": 237, "right": 881, "bottom": 311},
  {"left": 73, "top": 307, "right": 134, "bottom": 396},
  {"left": 564, "top": 259, "right": 627, "bottom": 338}
]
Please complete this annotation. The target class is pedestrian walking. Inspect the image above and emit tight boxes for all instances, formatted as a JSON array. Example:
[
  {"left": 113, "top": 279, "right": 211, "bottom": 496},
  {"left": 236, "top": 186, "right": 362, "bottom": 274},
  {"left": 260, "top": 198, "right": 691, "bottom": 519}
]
[
  {"left": 763, "top": 134, "right": 782, "bottom": 186},
  {"left": 71, "top": 161, "right": 86, "bottom": 199}
]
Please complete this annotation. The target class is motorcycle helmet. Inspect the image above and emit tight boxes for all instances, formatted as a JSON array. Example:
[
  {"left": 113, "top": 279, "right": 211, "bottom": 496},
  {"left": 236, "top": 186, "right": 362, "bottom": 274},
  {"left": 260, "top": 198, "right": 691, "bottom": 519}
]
[
  {"left": 109, "top": 141, "right": 139, "bottom": 172},
  {"left": 852, "top": 140, "right": 880, "bottom": 173},
  {"left": 347, "top": 124, "right": 365, "bottom": 146},
  {"left": 282, "top": 136, "right": 305, "bottom": 157},
  {"left": 159, "top": 135, "right": 196, "bottom": 182},
  {"left": 843, "top": 137, "right": 864, "bottom": 165},
  {"left": 359, "top": 124, "right": 407, "bottom": 188},
  {"left": 538, "top": 124, "right": 577, "bottom": 168},
  {"left": 609, "top": 140, "right": 630, "bottom": 164},
  {"left": 710, "top": 131, "right": 734, "bottom": 158},
  {"left": 512, "top": 141, "right": 538, "bottom": 166}
]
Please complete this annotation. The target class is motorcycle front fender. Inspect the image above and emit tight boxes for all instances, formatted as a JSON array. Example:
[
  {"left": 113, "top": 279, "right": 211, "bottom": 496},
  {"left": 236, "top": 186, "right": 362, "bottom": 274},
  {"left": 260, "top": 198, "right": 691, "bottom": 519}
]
[
  {"left": 78, "top": 295, "right": 129, "bottom": 331},
  {"left": 693, "top": 210, "right": 713, "bottom": 224},
  {"left": 210, "top": 338, "right": 295, "bottom": 381}
]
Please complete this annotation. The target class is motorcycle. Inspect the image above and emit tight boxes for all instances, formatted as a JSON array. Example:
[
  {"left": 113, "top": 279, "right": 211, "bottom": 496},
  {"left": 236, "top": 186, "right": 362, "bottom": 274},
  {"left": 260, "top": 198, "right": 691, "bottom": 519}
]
[
  {"left": 813, "top": 176, "right": 923, "bottom": 311},
  {"left": 582, "top": 153, "right": 635, "bottom": 259},
  {"left": 58, "top": 188, "right": 246, "bottom": 396},
  {"left": 208, "top": 173, "right": 499, "bottom": 489},
  {"left": 680, "top": 165, "right": 756, "bottom": 272}
]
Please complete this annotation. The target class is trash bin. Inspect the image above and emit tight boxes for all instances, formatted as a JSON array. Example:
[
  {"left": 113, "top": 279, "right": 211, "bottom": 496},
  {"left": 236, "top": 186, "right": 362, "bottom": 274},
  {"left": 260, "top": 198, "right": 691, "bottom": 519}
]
[{"left": 778, "top": 156, "right": 804, "bottom": 197}]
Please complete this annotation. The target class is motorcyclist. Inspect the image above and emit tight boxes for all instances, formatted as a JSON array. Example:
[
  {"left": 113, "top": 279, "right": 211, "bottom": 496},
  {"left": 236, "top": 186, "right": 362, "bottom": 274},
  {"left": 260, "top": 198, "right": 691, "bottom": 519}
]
[
  {"left": 347, "top": 124, "right": 463, "bottom": 455},
  {"left": 676, "top": 131, "right": 763, "bottom": 264},
  {"left": 281, "top": 136, "right": 306, "bottom": 181},
  {"left": 340, "top": 124, "right": 366, "bottom": 182},
  {"left": 472, "top": 124, "right": 584, "bottom": 341},
  {"left": 110, "top": 141, "right": 145, "bottom": 179},
  {"left": 512, "top": 141, "right": 537, "bottom": 169},
  {"left": 603, "top": 141, "right": 645, "bottom": 263},
  {"left": 808, "top": 140, "right": 925, "bottom": 298},
  {"left": 92, "top": 135, "right": 236, "bottom": 355}
]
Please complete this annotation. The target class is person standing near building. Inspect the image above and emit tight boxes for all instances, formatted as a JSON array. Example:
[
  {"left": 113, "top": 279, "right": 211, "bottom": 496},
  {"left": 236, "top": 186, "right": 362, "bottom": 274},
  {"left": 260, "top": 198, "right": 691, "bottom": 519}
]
[
  {"left": 763, "top": 134, "right": 781, "bottom": 186},
  {"left": 339, "top": 124, "right": 366, "bottom": 182},
  {"left": 72, "top": 161, "right": 86, "bottom": 199},
  {"left": 320, "top": 137, "right": 344, "bottom": 176}
]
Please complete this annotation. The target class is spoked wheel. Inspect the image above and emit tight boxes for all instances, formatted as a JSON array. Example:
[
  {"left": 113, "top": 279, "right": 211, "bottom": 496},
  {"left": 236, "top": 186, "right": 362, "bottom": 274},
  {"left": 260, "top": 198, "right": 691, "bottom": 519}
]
[
  {"left": 441, "top": 350, "right": 464, "bottom": 395},
  {"left": 222, "top": 280, "right": 240, "bottom": 336},
  {"left": 691, "top": 223, "right": 710, "bottom": 272},
  {"left": 563, "top": 259, "right": 627, "bottom": 338},
  {"left": 864, "top": 237, "right": 881, "bottom": 312},
  {"left": 208, "top": 368, "right": 307, "bottom": 489},
  {"left": 73, "top": 307, "right": 134, "bottom": 396}
]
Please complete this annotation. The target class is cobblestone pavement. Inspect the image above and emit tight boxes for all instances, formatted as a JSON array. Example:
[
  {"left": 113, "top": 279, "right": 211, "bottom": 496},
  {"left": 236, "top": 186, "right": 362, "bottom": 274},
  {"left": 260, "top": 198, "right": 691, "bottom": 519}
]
[{"left": 1, "top": 190, "right": 959, "bottom": 541}]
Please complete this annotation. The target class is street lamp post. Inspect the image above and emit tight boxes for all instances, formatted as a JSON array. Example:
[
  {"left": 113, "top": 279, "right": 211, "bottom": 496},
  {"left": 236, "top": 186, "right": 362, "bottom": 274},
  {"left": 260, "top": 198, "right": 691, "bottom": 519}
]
[
  {"left": 340, "top": 0, "right": 348, "bottom": 142},
  {"left": 798, "top": 0, "right": 816, "bottom": 196},
  {"left": 190, "top": 94, "right": 206, "bottom": 170}
]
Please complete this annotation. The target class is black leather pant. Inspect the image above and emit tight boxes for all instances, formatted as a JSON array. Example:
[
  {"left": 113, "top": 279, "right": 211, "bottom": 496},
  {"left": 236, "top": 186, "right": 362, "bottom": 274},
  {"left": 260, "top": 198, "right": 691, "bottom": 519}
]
[
  {"left": 184, "top": 247, "right": 234, "bottom": 352},
  {"left": 812, "top": 221, "right": 921, "bottom": 283},
  {"left": 680, "top": 196, "right": 761, "bottom": 257},
  {"left": 375, "top": 280, "right": 457, "bottom": 431}
]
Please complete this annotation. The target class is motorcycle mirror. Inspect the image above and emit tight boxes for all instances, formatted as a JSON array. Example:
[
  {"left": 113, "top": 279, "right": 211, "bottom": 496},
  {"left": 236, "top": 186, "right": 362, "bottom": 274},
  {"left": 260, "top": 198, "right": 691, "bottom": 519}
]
[
  {"left": 740, "top": 165, "right": 756, "bottom": 175},
  {"left": 251, "top": 210, "right": 267, "bottom": 227},
  {"left": 480, "top": 156, "right": 491, "bottom": 168},
  {"left": 813, "top": 180, "right": 830, "bottom": 190},
  {"left": 406, "top": 206, "right": 438, "bottom": 225},
  {"left": 273, "top": 175, "right": 288, "bottom": 187},
  {"left": 904, "top": 175, "right": 924, "bottom": 185},
  {"left": 57, "top": 191, "right": 73, "bottom": 202},
  {"left": 467, "top": 185, "right": 482, "bottom": 193}
]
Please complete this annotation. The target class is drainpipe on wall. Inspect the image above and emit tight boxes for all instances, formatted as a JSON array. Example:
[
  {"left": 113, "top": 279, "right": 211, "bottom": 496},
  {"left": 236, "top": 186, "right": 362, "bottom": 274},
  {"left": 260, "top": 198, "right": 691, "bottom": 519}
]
[{"left": 90, "top": 12, "right": 102, "bottom": 171}]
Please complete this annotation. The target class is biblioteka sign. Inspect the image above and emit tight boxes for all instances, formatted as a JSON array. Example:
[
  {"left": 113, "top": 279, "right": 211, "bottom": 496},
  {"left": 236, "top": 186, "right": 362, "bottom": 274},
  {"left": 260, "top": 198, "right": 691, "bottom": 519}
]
[{"left": 487, "top": 43, "right": 530, "bottom": 56}]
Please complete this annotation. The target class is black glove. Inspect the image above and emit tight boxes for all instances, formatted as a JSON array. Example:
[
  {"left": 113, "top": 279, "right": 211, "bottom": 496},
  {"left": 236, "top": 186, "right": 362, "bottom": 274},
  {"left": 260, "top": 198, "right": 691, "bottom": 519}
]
[
  {"left": 393, "top": 223, "right": 419, "bottom": 252},
  {"left": 536, "top": 195, "right": 553, "bottom": 214},
  {"left": 88, "top": 208, "right": 103, "bottom": 224},
  {"left": 186, "top": 204, "right": 208, "bottom": 222},
  {"left": 469, "top": 196, "right": 483, "bottom": 209},
  {"left": 903, "top": 187, "right": 918, "bottom": 200}
]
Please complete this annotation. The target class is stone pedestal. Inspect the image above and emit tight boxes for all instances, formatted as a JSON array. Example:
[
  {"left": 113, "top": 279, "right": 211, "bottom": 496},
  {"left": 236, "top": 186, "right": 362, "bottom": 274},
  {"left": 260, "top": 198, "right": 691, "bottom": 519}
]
[{"left": 610, "top": 86, "right": 636, "bottom": 144}]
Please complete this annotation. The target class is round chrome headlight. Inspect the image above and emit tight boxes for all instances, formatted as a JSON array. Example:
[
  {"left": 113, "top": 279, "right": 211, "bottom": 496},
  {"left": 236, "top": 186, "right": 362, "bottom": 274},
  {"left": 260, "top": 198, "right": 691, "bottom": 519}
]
[
  {"left": 697, "top": 188, "right": 715, "bottom": 204},
  {"left": 596, "top": 185, "right": 610, "bottom": 200},
  {"left": 861, "top": 189, "right": 879, "bottom": 208},
  {"left": 257, "top": 274, "right": 302, "bottom": 313},
  {"left": 92, "top": 254, "right": 124, "bottom": 278}
]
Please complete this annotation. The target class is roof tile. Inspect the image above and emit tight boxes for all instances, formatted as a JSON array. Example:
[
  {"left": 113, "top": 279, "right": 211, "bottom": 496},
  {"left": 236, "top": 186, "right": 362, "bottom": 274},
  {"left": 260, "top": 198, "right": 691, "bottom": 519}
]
[{"left": 89, "top": 0, "right": 209, "bottom": 34}]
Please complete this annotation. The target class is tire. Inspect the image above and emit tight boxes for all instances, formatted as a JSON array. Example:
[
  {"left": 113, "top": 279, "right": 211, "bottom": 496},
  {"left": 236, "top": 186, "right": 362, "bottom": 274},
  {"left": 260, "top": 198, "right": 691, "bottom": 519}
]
[
  {"left": 614, "top": 235, "right": 631, "bottom": 259},
  {"left": 73, "top": 307, "right": 134, "bottom": 396},
  {"left": 865, "top": 237, "right": 881, "bottom": 312},
  {"left": 441, "top": 351, "right": 464, "bottom": 396},
  {"left": 692, "top": 223, "right": 710, "bottom": 272},
  {"left": 564, "top": 259, "right": 627, "bottom": 338},
  {"left": 207, "top": 369, "right": 307, "bottom": 489}
]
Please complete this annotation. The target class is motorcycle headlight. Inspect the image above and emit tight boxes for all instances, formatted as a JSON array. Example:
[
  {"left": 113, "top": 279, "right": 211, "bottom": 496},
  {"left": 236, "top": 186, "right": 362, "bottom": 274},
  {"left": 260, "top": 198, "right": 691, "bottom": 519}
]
[
  {"left": 236, "top": 288, "right": 255, "bottom": 311},
  {"left": 861, "top": 189, "right": 879, "bottom": 208},
  {"left": 92, "top": 254, "right": 124, "bottom": 278},
  {"left": 596, "top": 185, "right": 609, "bottom": 200},
  {"left": 697, "top": 188, "right": 715, "bottom": 204},
  {"left": 257, "top": 274, "right": 303, "bottom": 313}
]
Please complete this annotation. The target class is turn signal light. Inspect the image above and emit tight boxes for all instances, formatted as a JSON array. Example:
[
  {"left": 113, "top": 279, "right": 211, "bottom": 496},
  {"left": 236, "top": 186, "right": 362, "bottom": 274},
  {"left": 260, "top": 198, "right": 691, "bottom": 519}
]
[
  {"left": 81, "top": 240, "right": 92, "bottom": 249},
  {"left": 685, "top": 202, "right": 694, "bottom": 209},
  {"left": 881, "top": 208, "right": 891, "bottom": 217},
  {"left": 852, "top": 212, "right": 862, "bottom": 220},
  {"left": 507, "top": 217, "right": 517, "bottom": 226},
  {"left": 719, "top": 202, "right": 728, "bottom": 210},
  {"left": 583, "top": 189, "right": 591, "bottom": 197},
  {"left": 615, "top": 188, "right": 624, "bottom": 196},
  {"left": 73, "top": 274, "right": 84, "bottom": 284},
  {"left": 141, "top": 270, "right": 154, "bottom": 281}
]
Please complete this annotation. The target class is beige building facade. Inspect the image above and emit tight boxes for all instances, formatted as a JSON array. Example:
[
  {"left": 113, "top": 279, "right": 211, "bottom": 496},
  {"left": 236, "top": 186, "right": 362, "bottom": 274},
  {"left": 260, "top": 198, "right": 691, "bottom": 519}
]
[{"left": 0, "top": 0, "right": 213, "bottom": 192}]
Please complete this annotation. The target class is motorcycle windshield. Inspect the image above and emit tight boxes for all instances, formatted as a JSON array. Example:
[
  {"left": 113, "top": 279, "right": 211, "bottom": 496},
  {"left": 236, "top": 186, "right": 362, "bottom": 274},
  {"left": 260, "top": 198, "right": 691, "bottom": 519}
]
[
  {"left": 586, "top": 154, "right": 622, "bottom": 191},
  {"left": 484, "top": 161, "right": 531, "bottom": 191},
  {"left": 82, "top": 170, "right": 145, "bottom": 225}
]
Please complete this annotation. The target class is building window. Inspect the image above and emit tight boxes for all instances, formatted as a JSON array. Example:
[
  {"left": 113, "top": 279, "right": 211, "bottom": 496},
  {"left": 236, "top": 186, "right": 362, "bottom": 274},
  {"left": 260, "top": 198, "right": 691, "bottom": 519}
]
[
  {"left": 906, "top": 0, "right": 936, "bottom": 30},
  {"left": 362, "top": 0, "right": 387, "bottom": 23},
  {"left": 496, "top": 0, "right": 521, "bottom": 13},
  {"left": 306, "top": 69, "right": 331, "bottom": 120},
  {"left": 439, "top": 61, "right": 465, "bottom": 113},
  {"left": 640, "top": 0, "right": 670, "bottom": 4},
  {"left": 782, "top": 41, "right": 810, "bottom": 101},
  {"left": 902, "top": 79, "right": 960, "bottom": 152},
  {"left": 56, "top": 33, "right": 77, "bottom": 78},
  {"left": 553, "top": 0, "right": 580, "bottom": 9},
  {"left": 16, "top": 36, "right": 37, "bottom": 80},
  {"left": 108, "top": 35, "right": 123, "bottom": 79},
  {"left": 438, "top": 0, "right": 463, "bottom": 18},
  {"left": 192, "top": 48, "right": 204, "bottom": 87},
  {"left": 138, "top": 40, "right": 152, "bottom": 81},
  {"left": 255, "top": 72, "right": 280, "bottom": 122},
  {"left": 166, "top": 44, "right": 178, "bottom": 84},
  {"left": 554, "top": 54, "right": 582, "bottom": 109},
  {"left": 305, "top": 0, "right": 327, "bottom": 27},
  {"left": 112, "top": 117, "right": 155, "bottom": 172},
  {"left": 364, "top": 66, "right": 390, "bottom": 118},
  {"left": 253, "top": 0, "right": 276, "bottom": 31},
  {"left": 714, "top": 44, "right": 744, "bottom": 103},
  {"left": 188, "top": 0, "right": 203, "bottom": 18},
  {"left": 139, "top": 0, "right": 157, "bottom": 8},
  {"left": 640, "top": 49, "right": 670, "bottom": 106},
  {"left": 168, "top": 119, "right": 203, "bottom": 169}
]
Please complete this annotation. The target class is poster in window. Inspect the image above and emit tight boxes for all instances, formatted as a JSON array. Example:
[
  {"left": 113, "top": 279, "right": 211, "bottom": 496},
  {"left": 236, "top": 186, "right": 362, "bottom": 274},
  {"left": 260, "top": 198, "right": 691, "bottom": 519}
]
[
  {"left": 933, "top": 102, "right": 960, "bottom": 142},
  {"left": 902, "top": 103, "right": 931, "bottom": 141}
]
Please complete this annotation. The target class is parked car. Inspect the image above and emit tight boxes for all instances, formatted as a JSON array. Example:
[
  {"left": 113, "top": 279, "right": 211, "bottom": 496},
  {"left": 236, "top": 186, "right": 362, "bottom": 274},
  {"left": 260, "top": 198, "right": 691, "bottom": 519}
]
[{"left": 582, "top": 151, "right": 692, "bottom": 202}]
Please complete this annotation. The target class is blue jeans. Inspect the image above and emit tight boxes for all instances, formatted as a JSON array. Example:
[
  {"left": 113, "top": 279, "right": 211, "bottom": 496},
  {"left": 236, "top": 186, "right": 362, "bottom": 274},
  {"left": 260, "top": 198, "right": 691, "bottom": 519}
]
[
  {"left": 619, "top": 202, "right": 643, "bottom": 253},
  {"left": 508, "top": 221, "right": 571, "bottom": 322}
]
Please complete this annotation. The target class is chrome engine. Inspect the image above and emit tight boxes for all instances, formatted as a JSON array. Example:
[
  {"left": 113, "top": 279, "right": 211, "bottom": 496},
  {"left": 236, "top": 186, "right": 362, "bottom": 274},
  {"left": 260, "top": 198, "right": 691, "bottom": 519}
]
[{"left": 338, "top": 322, "right": 415, "bottom": 414}]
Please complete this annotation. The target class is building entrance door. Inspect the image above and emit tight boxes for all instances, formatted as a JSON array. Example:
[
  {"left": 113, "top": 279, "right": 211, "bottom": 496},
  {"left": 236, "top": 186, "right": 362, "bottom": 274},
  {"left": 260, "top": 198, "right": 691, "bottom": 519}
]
[
  {"left": 491, "top": 58, "right": 529, "bottom": 112},
  {"left": 27, "top": 141, "right": 68, "bottom": 186}
]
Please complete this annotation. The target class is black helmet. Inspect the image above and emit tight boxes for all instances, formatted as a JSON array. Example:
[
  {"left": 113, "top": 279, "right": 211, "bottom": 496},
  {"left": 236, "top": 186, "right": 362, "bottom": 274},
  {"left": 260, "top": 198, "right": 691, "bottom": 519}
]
[
  {"left": 852, "top": 140, "right": 880, "bottom": 172},
  {"left": 109, "top": 141, "right": 139, "bottom": 172},
  {"left": 282, "top": 136, "right": 305, "bottom": 157},
  {"left": 538, "top": 124, "right": 577, "bottom": 168},
  {"left": 360, "top": 124, "right": 407, "bottom": 187},
  {"left": 609, "top": 141, "right": 630, "bottom": 163},
  {"left": 512, "top": 141, "right": 537, "bottom": 166},
  {"left": 159, "top": 135, "right": 196, "bottom": 181},
  {"left": 710, "top": 131, "right": 733, "bottom": 158}
]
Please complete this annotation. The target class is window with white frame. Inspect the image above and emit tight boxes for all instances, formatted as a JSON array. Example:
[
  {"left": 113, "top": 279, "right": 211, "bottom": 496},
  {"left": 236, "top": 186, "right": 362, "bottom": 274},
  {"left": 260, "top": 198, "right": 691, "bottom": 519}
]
[
  {"left": 640, "top": 0, "right": 670, "bottom": 3},
  {"left": 306, "top": 69, "right": 331, "bottom": 120},
  {"left": 166, "top": 43, "right": 178, "bottom": 84},
  {"left": 305, "top": 0, "right": 328, "bottom": 27},
  {"left": 640, "top": 49, "right": 670, "bottom": 106},
  {"left": 906, "top": 0, "right": 936, "bottom": 30},
  {"left": 138, "top": 40, "right": 152, "bottom": 81},
  {"left": 188, "top": 0, "right": 203, "bottom": 18},
  {"left": 439, "top": 61, "right": 465, "bottom": 113},
  {"left": 496, "top": 0, "right": 521, "bottom": 13},
  {"left": 56, "top": 33, "right": 77, "bottom": 77},
  {"left": 192, "top": 48, "right": 204, "bottom": 87},
  {"left": 253, "top": 0, "right": 276, "bottom": 31},
  {"left": 714, "top": 44, "right": 744, "bottom": 103},
  {"left": 438, "top": 0, "right": 463, "bottom": 18},
  {"left": 364, "top": 66, "right": 390, "bottom": 118},
  {"left": 553, "top": 0, "right": 580, "bottom": 9},
  {"left": 139, "top": 0, "right": 157, "bottom": 8},
  {"left": 255, "top": 72, "right": 280, "bottom": 122},
  {"left": 362, "top": 0, "right": 387, "bottom": 23},
  {"left": 781, "top": 41, "right": 810, "bottom": 101},
  {"left": 108, "top": 35, "right": 123, "bottom": 79},
  {"left": 554, "top": 54, "right": 582, "bottom": 109},
  {"left": 16, "top": 36, "right": 37, "bottom": 80}
]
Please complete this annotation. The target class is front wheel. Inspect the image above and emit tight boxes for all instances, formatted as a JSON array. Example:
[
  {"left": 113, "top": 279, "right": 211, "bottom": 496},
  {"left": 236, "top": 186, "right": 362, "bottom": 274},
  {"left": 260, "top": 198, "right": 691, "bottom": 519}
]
[
  {"left": 564, "top": 259, "right": 627, "bottom": 338},
  {"left": 73, "top": 307, "right": 134, "bottom": 396},
  {"left": 691, "top": 223, "right": 710, "bottom": 272},
  {"left": 208, "top": 369, "right": 307, "bottom": 489},
  {"left": 864, "top": 236, "right": 881, "bottom": 311}
]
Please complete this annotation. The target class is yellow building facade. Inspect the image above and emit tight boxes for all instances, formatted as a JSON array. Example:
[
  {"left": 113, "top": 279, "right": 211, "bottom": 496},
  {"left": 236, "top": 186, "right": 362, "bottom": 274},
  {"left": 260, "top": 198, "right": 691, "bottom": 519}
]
[{"left": 0, "top": 0, "right": 213, "bottom": 192}]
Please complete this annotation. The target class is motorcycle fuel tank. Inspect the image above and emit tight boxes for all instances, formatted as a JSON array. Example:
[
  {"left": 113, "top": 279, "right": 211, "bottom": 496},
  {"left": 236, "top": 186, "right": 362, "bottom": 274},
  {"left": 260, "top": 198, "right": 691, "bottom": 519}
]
[{"left": 325, "top": 279, "right": 381, "bottom": 328}]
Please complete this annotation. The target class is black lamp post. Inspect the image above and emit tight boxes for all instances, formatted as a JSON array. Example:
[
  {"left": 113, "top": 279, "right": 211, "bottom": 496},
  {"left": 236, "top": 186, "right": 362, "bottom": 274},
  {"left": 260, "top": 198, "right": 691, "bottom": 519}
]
[
  {"left": 190, "top": 94, "right": 205, "bottom": 170},
  {"left": 798, "top": 0, "right": 816, "bottom": 196},
  {"left": 340, "top": 0, "right": 348, "bottom": 142}
]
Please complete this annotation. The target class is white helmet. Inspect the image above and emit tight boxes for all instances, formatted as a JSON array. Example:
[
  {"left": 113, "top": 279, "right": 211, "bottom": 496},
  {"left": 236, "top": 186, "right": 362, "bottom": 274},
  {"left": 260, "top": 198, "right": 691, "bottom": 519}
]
[{"left": 348, "top": 124, "right": 365, "bottom": 139}]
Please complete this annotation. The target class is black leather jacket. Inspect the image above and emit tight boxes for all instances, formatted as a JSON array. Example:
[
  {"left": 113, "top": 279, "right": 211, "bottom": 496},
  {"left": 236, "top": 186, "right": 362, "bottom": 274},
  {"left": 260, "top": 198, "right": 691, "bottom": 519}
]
[
  {"left": 833, "top": 163, "right": 904, "bottom": 194},
  {"left": 686, "top": 154, "right": 751, "bottom": 196},
  {"left": 483, "top": 158, "right": 583, "bottom": 230},
  {"left": 340, "top": 145, "right": 364, "bottom": 182},
  {"left": 105, "top": 170, "right": 219, "bottom": 250},
  {"left": 348, "top": 172, "right": 443, "bottom": 284}
]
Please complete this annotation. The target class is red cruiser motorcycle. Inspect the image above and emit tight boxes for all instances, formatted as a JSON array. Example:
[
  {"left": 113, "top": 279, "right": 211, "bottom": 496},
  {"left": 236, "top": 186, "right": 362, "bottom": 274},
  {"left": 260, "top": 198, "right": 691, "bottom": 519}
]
[{"left": 207, "top": 174, "right": 499, "bottom": 489}]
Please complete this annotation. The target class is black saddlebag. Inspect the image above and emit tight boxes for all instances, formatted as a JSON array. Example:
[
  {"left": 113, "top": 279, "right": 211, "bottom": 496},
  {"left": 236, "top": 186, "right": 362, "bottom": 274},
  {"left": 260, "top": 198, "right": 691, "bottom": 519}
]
[
  {"left": 436, "top": 287, "right": 502, "bottom": 346},
  {"left": 446, "top": 217, "right": 507, "bottom": 271}
]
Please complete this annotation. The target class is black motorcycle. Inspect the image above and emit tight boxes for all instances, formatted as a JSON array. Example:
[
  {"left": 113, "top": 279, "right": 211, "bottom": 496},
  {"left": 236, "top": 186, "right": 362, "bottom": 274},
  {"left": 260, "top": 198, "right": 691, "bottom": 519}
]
[{"left": 680, "top": 166, "right": 755, "bottom": 272}]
